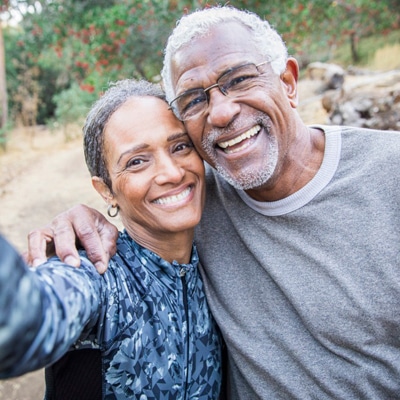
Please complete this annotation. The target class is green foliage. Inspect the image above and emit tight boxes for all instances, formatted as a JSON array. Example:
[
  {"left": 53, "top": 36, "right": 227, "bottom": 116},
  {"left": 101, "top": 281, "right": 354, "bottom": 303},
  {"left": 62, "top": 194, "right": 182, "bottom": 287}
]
[
  {"left": 3, "top": 15, "right": 67, "bottom": 124},
  {"left": 2, "top": 0, "right": 400, "bottom": 130},
  {"left": 333, "top": 29, "right": 400, "bottom": 67},
  {"left": 0, "top": 120, "right": 13, "bottom": 150},
  {"left": 227, "top": 0, "right": 400, "bottom": 65},
  {"left": 53, "top": 82, "right": 97, "bottom": 127}
]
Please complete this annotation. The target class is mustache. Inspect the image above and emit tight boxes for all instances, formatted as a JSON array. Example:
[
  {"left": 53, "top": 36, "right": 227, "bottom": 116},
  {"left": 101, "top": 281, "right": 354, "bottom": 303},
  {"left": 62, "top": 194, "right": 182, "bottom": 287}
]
[{"left": 205, "top": 113, "right": 271, "bottom": 147}]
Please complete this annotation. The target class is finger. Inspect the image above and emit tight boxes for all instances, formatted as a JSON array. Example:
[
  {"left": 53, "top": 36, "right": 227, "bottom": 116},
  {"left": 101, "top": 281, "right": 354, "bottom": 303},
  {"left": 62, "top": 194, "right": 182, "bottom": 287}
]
[
  {"left": 21, "top": 250, "right": 30, "bottom": 265},
  {"left": 51, "top": 217, "right": 82, "bottom": 267},
  {"left": 96, "top": 222, "right": 119, "bottom": 272},
  {"left": 46, "top": 204, "right": 118, "bottom": 274},
  {"left": 74, "top": 217, "right": 118, "bottom": 274},
  {"left": 27, "top": 227, "right": 55, "bottom": 267}
]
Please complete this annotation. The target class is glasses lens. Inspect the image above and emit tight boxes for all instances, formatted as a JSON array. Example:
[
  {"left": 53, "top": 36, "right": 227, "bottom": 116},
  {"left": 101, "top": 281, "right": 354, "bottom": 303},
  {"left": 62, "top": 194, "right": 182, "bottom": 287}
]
[
  {"left": 173, "top": 89, "right": 207, "bottom": 121},
  {"left": 171, "top": 63, "right": 267, "bottom": 121},
  {"left": 219, "top": 63, "right": 263, "bottom": 95}
]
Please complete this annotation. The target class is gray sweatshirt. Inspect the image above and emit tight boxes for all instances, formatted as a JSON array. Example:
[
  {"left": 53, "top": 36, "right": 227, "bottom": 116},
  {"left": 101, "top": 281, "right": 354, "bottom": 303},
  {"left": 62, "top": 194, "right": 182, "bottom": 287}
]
[{"left": 195, "top": 125, "right": 400, "bottom": 399}]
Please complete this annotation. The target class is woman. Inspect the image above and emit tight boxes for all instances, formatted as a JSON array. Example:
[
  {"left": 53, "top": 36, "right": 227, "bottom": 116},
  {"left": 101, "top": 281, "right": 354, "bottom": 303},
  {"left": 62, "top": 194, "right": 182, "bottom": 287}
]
[{"left": 0, "top": 79, "right": 222, "bottom": 399}]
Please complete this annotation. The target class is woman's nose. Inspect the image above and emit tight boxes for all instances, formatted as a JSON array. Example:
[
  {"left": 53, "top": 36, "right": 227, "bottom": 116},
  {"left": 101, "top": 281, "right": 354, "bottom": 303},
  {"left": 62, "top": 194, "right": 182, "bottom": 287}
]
[{"left": 154, "top": 155, "right": 185, "bottom": 185}]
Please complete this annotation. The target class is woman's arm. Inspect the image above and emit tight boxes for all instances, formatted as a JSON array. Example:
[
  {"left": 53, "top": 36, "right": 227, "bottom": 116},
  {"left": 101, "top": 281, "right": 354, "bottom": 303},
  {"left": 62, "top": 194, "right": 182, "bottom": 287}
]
[{"left": 0, "top": 235, "right": 102, "bottom": 378}]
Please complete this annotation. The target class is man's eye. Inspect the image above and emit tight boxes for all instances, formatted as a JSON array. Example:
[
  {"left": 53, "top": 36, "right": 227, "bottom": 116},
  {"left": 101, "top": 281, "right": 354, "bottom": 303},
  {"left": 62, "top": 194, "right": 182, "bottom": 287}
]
[
  {"left": 181, "top": 93, "right": 206, "bottom": 112},
  {"left": 225, "top": 75, "right": 254, "bottom": 90}
]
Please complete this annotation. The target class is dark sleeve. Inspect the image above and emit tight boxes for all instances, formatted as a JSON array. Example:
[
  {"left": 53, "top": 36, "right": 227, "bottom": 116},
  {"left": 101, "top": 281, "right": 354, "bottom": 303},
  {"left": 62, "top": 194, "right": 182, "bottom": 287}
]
[{"left": 0, "top": 234, "right": 102, "bottom": 378}]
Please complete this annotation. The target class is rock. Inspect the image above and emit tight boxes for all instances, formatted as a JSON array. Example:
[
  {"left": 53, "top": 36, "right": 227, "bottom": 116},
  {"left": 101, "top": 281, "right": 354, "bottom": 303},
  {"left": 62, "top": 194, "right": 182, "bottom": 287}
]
[
  {"left": 306, "top": 62, "right": 346, "bottom": 91},
  {"left": 322, "top": 70, "right": 400, "bottom": 130}
]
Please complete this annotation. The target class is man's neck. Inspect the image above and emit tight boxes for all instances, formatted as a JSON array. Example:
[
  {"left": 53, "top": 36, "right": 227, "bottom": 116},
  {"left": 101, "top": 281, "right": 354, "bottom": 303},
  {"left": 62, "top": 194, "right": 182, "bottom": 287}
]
[{"left": 245, "top": 127, "right": 325, "bottom": 202}]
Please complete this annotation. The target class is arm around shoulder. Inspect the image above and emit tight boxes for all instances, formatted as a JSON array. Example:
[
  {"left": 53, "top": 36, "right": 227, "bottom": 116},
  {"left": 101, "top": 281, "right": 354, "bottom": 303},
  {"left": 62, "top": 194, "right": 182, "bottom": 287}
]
[{"left": 26, "top": 204, "right": 119, "bottom": 273}]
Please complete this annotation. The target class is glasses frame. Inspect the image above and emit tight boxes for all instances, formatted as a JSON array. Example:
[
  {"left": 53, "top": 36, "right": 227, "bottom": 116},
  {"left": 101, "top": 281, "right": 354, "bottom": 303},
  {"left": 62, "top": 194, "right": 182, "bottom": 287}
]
[{"left": 169, "top": 60, "right": 271, "bottom": 122}]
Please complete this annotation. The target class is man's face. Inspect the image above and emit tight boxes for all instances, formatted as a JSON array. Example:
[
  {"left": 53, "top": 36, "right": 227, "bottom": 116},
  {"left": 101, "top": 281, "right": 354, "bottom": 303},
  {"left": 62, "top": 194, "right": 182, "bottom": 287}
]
[{"left": 170, "top": 22, "right": 298, "bottom": 192}]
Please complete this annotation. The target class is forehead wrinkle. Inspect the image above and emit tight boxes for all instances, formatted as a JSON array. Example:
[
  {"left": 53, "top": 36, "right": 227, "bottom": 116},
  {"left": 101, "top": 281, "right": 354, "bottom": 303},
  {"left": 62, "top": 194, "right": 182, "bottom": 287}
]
[{"left": 177, "top": 57, "right": 259, "bottom": 97}]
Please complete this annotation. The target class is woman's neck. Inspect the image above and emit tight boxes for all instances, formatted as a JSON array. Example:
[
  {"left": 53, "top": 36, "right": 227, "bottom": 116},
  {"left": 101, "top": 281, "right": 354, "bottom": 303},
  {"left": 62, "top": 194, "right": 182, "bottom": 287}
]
[{"left": 125, "top": 226, "right": 195, "bottom": 264}]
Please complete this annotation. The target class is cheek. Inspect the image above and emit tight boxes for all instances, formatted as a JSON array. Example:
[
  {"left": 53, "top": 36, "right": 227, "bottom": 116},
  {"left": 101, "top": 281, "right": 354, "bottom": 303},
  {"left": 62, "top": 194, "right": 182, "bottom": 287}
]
[
  {"left": 113, "top": 175, "right": 144, "bottom": 208},
  {"left": 185, "top": 122, "right": 204, "bottom": 149},
  {"left": 194, "top": 154, "right": 205, "bottom": 173},
  {"left": 192, "top": 139, "right": 210, "bottom": 164},
  {"left": 111, "top": 174, "right": 128, "bottom": 195},
  {"left": 191, "top": 160, "right": 205, "bottom": 182},
  {"left": 190, "top": 157, "right": 206, "bottom": 201}
]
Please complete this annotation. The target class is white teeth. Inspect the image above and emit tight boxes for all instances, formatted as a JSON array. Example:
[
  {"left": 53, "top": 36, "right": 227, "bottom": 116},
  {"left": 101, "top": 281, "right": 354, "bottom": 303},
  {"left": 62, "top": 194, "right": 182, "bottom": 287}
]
[
  {"left": 218, "top": 125, "right": 261, "bottom": 149},
  {"left": 153, "top": 186, "right": 192, "bottom": 205}
]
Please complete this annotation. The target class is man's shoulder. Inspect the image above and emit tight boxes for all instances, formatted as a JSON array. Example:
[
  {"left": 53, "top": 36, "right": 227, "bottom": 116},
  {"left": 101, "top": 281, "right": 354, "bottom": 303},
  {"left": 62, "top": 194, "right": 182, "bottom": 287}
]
[
  {"left": 328, "top": 124, "right": 400, "bottom": 142},
  {"left": 341, "top": 125, "right": 400, "bottom": 155},
  {"left": 316, "top": 124, "right": 400, "bottom": 158},
  {"left": 325, "top": 125, "right": 400, "bottom": 177},
  {"left": 341, "top": 125, "right": 400, "bottom": 137},
  {"left": 314, "top": 124, "right": 400, "bottom": 137}
]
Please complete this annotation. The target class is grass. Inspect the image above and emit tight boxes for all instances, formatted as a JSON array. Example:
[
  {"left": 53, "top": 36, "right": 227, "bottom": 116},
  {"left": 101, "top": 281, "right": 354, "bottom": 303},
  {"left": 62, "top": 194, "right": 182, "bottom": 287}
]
[{"left": 332, "top": 29, "right": 400, "bottom": 70}]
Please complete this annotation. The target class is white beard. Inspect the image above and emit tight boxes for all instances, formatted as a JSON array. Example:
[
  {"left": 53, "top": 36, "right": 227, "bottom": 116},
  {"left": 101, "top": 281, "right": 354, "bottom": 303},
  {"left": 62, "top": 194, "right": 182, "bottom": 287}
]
[{"left": 202, "top": 113, "right": 278, "bottom": 190}]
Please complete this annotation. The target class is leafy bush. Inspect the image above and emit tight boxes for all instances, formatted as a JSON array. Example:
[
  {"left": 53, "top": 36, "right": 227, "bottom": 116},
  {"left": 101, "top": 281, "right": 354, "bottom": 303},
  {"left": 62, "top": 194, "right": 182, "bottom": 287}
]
[
  {"left": 52, "top": 83, "right": 97, "bottom": 140},
  {"left": 54, "top": 83, "right": 96, "bottom": 124}
]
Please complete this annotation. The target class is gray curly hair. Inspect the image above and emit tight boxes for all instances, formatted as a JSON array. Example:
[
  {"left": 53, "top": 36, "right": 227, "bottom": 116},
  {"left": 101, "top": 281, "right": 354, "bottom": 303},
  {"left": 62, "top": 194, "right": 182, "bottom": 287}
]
[
  {"left": 83, "top": 79, "right": 165, "bottom": 190},
  {"left": 161, "top": 5, "right": 288, "bottom": 103}
]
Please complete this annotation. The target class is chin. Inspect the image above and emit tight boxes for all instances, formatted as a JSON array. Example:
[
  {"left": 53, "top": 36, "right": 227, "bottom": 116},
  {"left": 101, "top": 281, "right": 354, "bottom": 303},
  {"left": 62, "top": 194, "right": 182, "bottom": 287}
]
[{"left": 165, "top": 214, "right": 202, "bottom": 233}]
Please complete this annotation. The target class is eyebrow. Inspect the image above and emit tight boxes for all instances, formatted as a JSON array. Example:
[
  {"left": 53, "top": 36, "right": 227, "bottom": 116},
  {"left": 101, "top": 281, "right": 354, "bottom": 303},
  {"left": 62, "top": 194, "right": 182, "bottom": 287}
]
[
  {"left": 116, "top": 131, "right": 189, "bottom": 165},
  {"left": 175, "top": 63, "right": 246, "bottom": 97},
  {"left": 167, "top": 131, "right": 189, "bottom": 141}
]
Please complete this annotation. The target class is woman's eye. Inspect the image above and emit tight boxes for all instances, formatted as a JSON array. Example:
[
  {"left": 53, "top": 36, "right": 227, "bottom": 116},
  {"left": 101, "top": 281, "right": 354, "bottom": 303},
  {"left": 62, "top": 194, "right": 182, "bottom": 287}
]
[
  {"left": 175, "top": 142, "right": 193, "bottom": 152},
  {"left": 126, "top": 158, "right": 144, "bottom": 168}
]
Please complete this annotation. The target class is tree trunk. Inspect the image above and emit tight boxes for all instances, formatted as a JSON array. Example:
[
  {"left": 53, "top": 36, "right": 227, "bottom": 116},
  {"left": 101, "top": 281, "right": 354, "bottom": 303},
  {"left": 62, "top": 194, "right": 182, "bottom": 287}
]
[
  {"left": 0, "top": 22, "right": 8, "bottom": 130},
  {"left": 350, "top": 32, "right": 359, "bottom": 64}
]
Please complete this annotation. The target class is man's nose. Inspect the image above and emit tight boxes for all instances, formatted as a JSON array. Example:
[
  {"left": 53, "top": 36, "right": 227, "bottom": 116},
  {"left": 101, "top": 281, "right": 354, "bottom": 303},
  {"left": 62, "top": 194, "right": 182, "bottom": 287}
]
[{"left": 206, "top": 87, "right": 240, "bottom": 128}]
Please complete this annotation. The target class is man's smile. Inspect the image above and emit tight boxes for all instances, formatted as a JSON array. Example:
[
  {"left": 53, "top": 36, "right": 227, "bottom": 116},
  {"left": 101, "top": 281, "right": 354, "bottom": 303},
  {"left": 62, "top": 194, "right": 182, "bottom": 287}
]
[{"left": 217, "top": 125, "right": 261, "bottom": 154}]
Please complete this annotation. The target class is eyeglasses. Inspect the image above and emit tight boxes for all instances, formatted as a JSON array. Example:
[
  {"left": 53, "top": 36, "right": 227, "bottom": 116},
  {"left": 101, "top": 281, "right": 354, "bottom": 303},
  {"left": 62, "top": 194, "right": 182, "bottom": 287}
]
[{"left": 169, "top": 61, "right": 271, "bottom": 122}]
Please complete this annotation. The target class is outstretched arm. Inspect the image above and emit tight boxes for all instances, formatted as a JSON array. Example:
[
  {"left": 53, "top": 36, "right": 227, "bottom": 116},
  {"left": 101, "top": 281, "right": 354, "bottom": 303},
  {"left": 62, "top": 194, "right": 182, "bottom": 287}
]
[
  {"left": 0, "top": 235, "right": 102, "bottom": 378},
  {"left": 26, "top": 204, "right": 119, "bottom": 273}
]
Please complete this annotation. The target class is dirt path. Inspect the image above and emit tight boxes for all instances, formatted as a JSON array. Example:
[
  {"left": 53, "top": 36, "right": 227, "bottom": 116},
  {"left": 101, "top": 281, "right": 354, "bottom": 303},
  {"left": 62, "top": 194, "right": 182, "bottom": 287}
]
[
  {"left": 0, "top": 127, "right": 109, "bottom": 251},
  {"left": 0, "top": 82, "right": 327, "bottom": 399},
  {"left": 0, "top": 128, "right": 109, "bottom": 399}
]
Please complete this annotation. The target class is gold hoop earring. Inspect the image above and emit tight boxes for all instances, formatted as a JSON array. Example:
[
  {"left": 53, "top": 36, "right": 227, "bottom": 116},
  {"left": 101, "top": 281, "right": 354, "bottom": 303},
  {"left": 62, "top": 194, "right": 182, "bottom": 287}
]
[{"left": 107, "top": 204, "right": 119, "bottom": 218}]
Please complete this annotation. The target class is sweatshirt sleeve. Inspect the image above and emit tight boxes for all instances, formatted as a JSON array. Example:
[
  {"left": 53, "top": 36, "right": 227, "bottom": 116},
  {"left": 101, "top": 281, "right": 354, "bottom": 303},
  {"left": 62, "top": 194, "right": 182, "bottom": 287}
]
[{"left": 0, "top": 235, "right": 102, "bottom": 378}]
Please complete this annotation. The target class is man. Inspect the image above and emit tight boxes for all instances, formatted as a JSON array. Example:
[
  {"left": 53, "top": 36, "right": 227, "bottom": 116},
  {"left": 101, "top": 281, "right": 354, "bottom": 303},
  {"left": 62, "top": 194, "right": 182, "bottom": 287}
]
[{"left": 28, "top": 6, "right": 400, "bottom": 399}]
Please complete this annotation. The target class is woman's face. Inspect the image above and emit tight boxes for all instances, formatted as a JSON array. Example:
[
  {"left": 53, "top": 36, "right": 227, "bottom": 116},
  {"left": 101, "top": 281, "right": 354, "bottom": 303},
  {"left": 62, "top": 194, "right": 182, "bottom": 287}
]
[{"left": 98, "top": 96, "right": 205, "bottom": 241}]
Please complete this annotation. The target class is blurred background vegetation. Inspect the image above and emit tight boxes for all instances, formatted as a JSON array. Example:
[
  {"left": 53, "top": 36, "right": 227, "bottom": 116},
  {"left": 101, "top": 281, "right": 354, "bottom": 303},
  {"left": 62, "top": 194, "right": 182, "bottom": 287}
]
[{"left": 0, "top": 0, "right": 399, "bottom": 148}]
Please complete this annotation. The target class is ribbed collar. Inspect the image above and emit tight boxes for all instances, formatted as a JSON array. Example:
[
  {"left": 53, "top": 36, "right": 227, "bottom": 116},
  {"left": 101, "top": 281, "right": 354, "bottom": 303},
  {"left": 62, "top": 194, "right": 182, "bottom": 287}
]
[{"left": 235, "top": 125, "right": 342, "bottom": 216}]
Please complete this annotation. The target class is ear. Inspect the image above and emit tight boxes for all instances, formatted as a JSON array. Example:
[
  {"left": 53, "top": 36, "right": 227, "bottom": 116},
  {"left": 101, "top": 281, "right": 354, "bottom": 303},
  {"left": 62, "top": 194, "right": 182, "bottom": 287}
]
[
  {"left": 281, "top": 57, "right": 299, "bottom": 108},
  {"left": 92, "top": 176, "right": 115, "bottom": 205}
]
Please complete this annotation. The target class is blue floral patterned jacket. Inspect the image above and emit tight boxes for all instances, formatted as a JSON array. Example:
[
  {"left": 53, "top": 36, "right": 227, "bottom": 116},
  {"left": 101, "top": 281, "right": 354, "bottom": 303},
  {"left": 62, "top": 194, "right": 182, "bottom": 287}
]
[{"left": 0, "top": 232, "right": 222, "bottom": 399}]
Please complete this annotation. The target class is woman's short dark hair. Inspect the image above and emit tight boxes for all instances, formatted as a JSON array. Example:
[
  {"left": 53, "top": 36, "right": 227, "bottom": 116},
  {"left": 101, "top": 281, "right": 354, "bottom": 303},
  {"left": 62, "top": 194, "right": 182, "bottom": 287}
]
[{"left": 83, "top": 79, "right": 165, "bottom": 190}]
